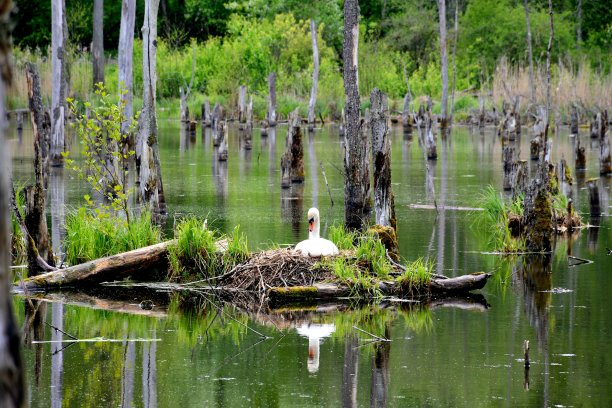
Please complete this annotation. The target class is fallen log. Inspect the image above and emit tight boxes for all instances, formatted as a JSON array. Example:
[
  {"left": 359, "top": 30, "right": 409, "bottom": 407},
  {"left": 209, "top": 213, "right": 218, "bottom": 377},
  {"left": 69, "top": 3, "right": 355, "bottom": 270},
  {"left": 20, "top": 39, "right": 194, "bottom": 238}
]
[
  {"left": 19, "top": 240, "right": 174, "bottom": 289},
  {"left": 267, "top": 272, "right": 491, "bottom": 304}
]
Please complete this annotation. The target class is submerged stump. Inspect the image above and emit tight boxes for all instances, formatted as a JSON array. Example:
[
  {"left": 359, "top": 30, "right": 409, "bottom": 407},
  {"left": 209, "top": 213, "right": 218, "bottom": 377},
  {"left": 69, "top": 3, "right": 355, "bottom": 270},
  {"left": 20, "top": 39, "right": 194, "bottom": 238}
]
[{"left": 280, "top": 109, "right": 304, "bottom": 188}]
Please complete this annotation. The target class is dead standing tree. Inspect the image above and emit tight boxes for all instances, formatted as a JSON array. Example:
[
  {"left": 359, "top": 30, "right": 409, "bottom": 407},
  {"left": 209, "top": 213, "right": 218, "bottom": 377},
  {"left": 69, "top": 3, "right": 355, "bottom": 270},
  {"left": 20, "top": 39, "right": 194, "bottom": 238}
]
[
  {"left": 267, "top": 72, "right": 277, "bottom": 128},
  {"left": 308, "top": 19, "right": 319, "bottom": 132},
  {"left": 92, "top": 0, "right": 105, "bottom": 87},
  {"left": 438, "top": 0, "right": 449, "bottom": 130},
  {"left": 136, "top": 0, "right": 166, "bottom": 216},
  {"left": 51, "top": 0, "right": 67, "bottom": 167},
  {"left": 118, "top": 0, "right": 136, "bottom": 135},
  {"left": 280, "top": 109, "right": 304, "bottom": 188},
  {"left": 370, "top": 88, "right": 396, "bottom": 231},
  {"left": 343, "top": 0, "right": 370, "bottom": 230},
  {"left": 0, "top": 1, "right": 26, "bottom": 403}
]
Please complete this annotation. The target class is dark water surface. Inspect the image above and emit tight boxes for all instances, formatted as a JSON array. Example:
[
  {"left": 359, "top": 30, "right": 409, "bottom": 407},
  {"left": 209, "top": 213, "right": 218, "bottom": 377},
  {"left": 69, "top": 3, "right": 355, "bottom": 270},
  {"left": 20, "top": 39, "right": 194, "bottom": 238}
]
[{"left": 9, "top": 120, "right": 612, "bottom": 407}]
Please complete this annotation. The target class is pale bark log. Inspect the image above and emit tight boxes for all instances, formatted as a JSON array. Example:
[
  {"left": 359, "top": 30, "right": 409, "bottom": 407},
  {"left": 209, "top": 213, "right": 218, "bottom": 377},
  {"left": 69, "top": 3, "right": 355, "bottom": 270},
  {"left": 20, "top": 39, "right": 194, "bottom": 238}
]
[
  {"left": 136, "top": 0, "right": 166, "bottom": 215},
  {"left": 51, "top": 0, "right": 67, "bottom": 167},
  {"left": 92, "top": 0, "right": 105, "bottom": 87},
  {"left": 308, "top": 19, "right": 319, "bottom": 130},
  {"left": 20, "top": 241, "right": 174, "bottom": 290},
  {"left": 343, "top": 0, "right": 370, "bottom": 230},
  {"left": 370, "top": 88, "right": 395, "bottom": 230},
  {"left": 438, "top": 0, "right": 449, "bottom": 128},
  {"left": 118, "top": 0, "right": 136, "bottom": 134},
  {"left": 0, "top": 1, "right": 26, "bottom": 400}
]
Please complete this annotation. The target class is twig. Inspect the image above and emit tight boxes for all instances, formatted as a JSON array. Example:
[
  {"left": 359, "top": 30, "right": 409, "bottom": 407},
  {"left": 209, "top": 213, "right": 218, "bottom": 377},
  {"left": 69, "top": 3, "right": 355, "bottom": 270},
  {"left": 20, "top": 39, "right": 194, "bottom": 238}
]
[
  {"left": 567, "top": 255, "right": 593, "bottom": 266},
  {"left": 45, "top": 322, "right": 78, "bottom": 340},
  {"left": 319, "top": 161, "right": 334, "bottom": 207},
  {"left": 352, "top": 325, "right": 390, "bottom": 342}
]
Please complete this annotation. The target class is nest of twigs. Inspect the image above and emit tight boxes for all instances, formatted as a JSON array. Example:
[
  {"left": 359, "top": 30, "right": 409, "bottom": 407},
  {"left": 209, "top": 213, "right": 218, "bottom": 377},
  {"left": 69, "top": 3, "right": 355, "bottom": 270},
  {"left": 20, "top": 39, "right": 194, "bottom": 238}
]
[{"left": 220, "top": 248, "right": 335, "bottom": 292}]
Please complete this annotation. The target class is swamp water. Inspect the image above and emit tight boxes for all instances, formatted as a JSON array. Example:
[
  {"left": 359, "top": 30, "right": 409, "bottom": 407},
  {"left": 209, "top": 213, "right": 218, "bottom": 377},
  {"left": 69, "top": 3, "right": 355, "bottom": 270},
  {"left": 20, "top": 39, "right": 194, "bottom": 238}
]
[{"left": 8, "top": 120, "right": 612, "bottom": 407}]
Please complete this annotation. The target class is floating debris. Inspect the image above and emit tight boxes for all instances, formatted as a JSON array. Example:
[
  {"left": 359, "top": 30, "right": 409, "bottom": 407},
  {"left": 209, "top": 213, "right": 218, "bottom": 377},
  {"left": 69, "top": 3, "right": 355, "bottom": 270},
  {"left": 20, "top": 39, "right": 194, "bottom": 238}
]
[{"left": 540, "top": 288, "right": 573, "bottom": 294}]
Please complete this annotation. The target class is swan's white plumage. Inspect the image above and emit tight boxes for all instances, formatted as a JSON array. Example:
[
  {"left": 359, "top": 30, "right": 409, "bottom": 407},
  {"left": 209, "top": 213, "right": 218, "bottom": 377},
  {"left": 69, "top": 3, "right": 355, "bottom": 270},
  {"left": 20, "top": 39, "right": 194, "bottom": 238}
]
[{"left": 295, "top": 208, "right": 339, "bottom": 257}]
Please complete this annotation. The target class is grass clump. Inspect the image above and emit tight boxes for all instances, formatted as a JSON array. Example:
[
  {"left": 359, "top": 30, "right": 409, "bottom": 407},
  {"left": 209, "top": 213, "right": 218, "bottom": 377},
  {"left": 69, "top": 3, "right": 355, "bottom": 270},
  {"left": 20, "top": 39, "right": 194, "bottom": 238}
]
[
  {"left": 328, "top": 224, "right": 357, "bottom": 250},
  {"left": 10, "top": 185, "right": 26, "bottom": 263},
  {"left": 475, "top": 186, "right": 525, "bottom": 253},
  {"left": 65, "top": 208, "right": 161, "bottom": 265},
  {"left": 397, "top": 258, "right": 434, "bottom": 296},
  {"left": 168, "top": 217, "right": 251, "bottom": 280}
]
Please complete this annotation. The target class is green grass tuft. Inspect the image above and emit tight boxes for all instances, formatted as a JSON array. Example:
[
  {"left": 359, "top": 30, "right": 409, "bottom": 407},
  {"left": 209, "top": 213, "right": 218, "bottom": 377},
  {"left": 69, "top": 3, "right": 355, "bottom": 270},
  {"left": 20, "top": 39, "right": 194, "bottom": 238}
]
[{"left": 328, "top": 224, "right": 357, "bottom": 250}]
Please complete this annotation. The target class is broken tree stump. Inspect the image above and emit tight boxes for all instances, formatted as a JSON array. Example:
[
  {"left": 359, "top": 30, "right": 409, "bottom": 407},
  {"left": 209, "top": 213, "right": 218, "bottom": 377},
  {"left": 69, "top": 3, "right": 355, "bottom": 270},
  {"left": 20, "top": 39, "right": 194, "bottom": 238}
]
[
  {"left": 267, "top": 72, "right": 277, "bottom": 128},
  {"left": 244, "top": 97, "right": 253, "bottom": 150},
  {"left": 587, "top": 178, "right": 601, "bottom": 216},
  {"left": 402, "top": 92, "right": 413, "bottom": 131},
  {"left": 212, "top": 103, "right": 223, "bottom": 147},
  {"left": 512, "top": 160, "right": 528, "bottom": 198},
  {"left": 590, "top": 110, "right": 607, "bottom": 140},
  {"left": 503, "top": 144, "right": 515, "bottom": 191},
  {"left": 201, "top": 100, "right": 211, "bottom": 127},
  {"left": 523, "top": 158, "right": 553, "bottom": 252},
  {"left": 370, "top": 88, "right": 396, "bottom": 230},
  {"left": 217, "top": 122, "right": 228, "bottom": 161},
  {"left": 238, "top": 85, "right": 247, "bottom": 124},
  {"left": 280, "top": 109, "right": 304, "bottom": 188},
  {"left": 425, "top": 112, "right": 437, "bottom": 160},
  {"left": 23, "top": 185, "right": 52, "bottom": 275},
  {"left": 575, "top": 135, "right": 586, "bottom": 171},
  {"left": 600, "top": 131, "right": 611, "bottom": 175},
  {"left": 570, "top": 105, "right": 579, "bottom": 135}
]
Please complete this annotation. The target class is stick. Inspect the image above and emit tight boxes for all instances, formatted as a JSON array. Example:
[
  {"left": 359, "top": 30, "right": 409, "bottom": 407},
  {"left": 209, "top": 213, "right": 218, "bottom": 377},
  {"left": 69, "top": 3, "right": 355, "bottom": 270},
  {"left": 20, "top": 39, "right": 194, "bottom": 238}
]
[
  {"left": 319, "top": 161, "right": 334, "bottom": 207},
  {"left": 352, "top": 325, "right": 390, "bottom": 342},
  {"left": 567, "top": 255, "right": 593, "bottom": 266},
  {"left": 45, "top": 322, "right": 78, "bottom": 340},
  {"left": 33, "top": 338, "right": 162, "bottom": 344}
]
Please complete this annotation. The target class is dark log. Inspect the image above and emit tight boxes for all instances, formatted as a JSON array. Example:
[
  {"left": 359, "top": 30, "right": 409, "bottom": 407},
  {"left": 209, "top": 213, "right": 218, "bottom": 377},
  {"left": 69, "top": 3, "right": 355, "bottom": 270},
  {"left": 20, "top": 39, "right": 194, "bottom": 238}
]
[
  {"left": 267, "top": 273, "right": 491, "bottom": 303},
  {"left": 370, "top": 88, "right": 396, "bottom": 230},
  {"left": 19, "top": 240, "right": 174, "bottom": 290},
  {"left": 587, "top": 178, "right": 601, "bottom": 216}
]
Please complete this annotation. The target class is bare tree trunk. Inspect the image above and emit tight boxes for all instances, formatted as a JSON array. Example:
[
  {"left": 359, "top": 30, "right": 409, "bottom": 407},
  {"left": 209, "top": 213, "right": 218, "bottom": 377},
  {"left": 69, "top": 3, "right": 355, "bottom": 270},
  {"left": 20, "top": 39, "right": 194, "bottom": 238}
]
[
  {"left": 25, "top": 63, "right": 50, "bottom": 187},
  {"left": 280, "top": 109, "right": 304, "bottom": 188},
  {"left": 0, "top": 0, "right": 26, "bottom": 401},
  {"left": 576, "top": 0, "right": 582, "bottom": 46},
  {"left": 92, "top": 0, "right": 105, "bottom": 87},
  {"left": 136, "top": 0, "right": 166, "bottom": 216},
  {"left": 449, "top": 0, "right": 459, "bottom": 125},
  {"left": 51, "top": 0, "right": 67, "bottom": 167},
  {"left": 370, "top": 88, "right": 396, "bottom": 230},
  {"left": 545, "top": 0, "right": 554, "bottom": 128},
  {"left": 438, "top": 0, "right": 449, "bottom": 129},
  {"left": 267, "top": 73, "right": 277, "bottom": 127},
  {"left": 343, "top": 0, "right": 370, "bottom": 230},
  {"left": 308, "top": 19, "right": 319, "bottom": 131},
  {"left": 238, "top": 85, "right": 247, "bottom": 123},
  {"left": 118, "top": 0, "right": 136, "bottom": 134},
  {"left": 202, "top": 99, "right": 211, "bottom": 127},
  {"left": 524, "top": 0, "right": 535, "bottom": 104}
]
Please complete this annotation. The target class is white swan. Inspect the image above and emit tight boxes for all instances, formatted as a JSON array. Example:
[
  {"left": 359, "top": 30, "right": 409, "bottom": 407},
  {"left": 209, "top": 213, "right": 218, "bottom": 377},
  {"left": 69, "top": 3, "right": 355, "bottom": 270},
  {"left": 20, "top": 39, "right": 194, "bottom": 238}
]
[{"left": 294, "top": 208, "right": 339, "bottom": 257}]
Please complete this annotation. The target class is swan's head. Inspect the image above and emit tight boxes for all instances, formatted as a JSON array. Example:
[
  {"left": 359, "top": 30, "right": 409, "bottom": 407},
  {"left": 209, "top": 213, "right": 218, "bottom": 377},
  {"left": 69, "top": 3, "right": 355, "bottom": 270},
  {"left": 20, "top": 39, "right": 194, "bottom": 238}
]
[{"left": 307, "top": 208, "right": 320, "bottom": 233}]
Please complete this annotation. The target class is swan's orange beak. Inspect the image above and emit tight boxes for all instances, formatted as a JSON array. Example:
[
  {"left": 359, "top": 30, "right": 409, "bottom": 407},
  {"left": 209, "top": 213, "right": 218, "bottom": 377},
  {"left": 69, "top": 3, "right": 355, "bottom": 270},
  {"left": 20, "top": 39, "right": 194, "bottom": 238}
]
[{"left": 308, "top": 217, "right": 315, "bottom": 232}]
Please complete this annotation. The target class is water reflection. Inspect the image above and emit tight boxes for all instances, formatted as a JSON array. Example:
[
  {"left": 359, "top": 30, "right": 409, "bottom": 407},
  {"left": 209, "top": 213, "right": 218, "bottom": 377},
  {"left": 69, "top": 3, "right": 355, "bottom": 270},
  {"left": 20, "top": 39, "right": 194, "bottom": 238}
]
[
  {"left": 296, "top": 323, "right": 335, "bottom": 373},
  {"left": 342, "top": 335, "right": 359, "bottom": 408},
  {"left": 281, "top": 183, "right": 304, "bottom": 240}
]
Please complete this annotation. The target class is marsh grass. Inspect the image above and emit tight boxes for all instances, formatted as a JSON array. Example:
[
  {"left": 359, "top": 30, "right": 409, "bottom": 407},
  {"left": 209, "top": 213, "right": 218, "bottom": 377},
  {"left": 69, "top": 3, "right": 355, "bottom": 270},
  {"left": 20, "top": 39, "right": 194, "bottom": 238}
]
[
  {"left": 168, "top": 217, "right": 251, "bottom": 280},
  {"left": 328, "top": 225, "right": 357, "bottom": 250},
  {"left": 10, "top": 185, "right": 26, "bottom": 263},
  {"left": 65, "top": 208, "right": 161, "bottom": 265}
]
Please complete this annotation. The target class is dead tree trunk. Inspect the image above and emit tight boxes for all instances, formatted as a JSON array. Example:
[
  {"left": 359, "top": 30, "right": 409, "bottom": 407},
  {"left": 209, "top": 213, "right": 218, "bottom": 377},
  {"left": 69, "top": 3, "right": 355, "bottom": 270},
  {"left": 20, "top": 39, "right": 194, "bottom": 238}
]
[
  {"left": 308, "top": 19, "right": 319, "bottom": 131},
  {"left": 92, "top": 0, "right": 105, "bottom": 87},
  {"left": 575, "top": 134, "right": 586, "bottom": 171},
  {"left": 244, "top": 97, "right": 253, "bottom": 150},
  {"left": 201, "top": 100, "right": 211, "bottom": 127},
  {"left": 590, "top": 110, "right": 607, "bottom": 140},
  {"left": 343, "top": 0, "right": 370, "bottom": 230},
  {"left": 438, "top": 0, "right": 449, "bottom": 129},
  {"left": 449, "top": 0, "right": 459, "bottom": 125},
  {"left": 217, "top": 122, "right": 228, "bottom": 161},
  {"left": 425, "top": 112, "right": 437, "bottom": 160},
  {"left": 212, "top": 103, "right": 223, "bottom": 146},
  {"left": 512, "top": 160, "right": 528, "bottom": 198},
  {"left": 503, "top": 145, "right": 514, "bottom": 191},
  {"left": 51, "top": 0, "right": 67, "bottom": 167},
  {"left": 570, "top": 104, "right": 579, "bottom": 134},
  {"left": 601, "top": 131, "right": 612, "bottom": 175},
  {"left": 267, "top": 72, "right": 277, "bottom": 127},
  {"left": 371, "top": 89, "right": 396, "bottom": 231},
  {"left": 280, "top": 109, "right": 304, "bottom": 188},
  {"left": 0, "top": 2, "right": 26, "bottom": 400},
  {"left": 23, "top": 185, "right": 51, "bottom": 275},
  {"left": 136, "top": 0, "right": 166, "bottom": 216},
  {"left": 523, "top": 159, "right": 553, "bottom": 252},
  {"left": 586, "top": 178, "right": 600, "bottom": 216},
  {"left": 118, "top": 0, "right": 136, "bottom": 134},
  {"left": 179, "top": 87, "right": 187, "bottom": 123},
  {"left": 402, "top": 92, "right": 412, "bottom": 130},
  {"left": 545, "top": 0, "right": 554, "bottom": 127},
  {"left": 238, "top": 85, "right": 247, "bottom": 123},
  {"left": 524, "top": 0, "right": 535, "bottom": 103},
  {"left": 25, "top": 63, "right": 50, "bottom": 187}
]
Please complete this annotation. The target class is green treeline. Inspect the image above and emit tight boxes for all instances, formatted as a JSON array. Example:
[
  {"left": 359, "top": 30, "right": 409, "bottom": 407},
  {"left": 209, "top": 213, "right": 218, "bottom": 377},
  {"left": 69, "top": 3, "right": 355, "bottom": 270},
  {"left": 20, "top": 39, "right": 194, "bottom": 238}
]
[{"left": 10, "top": 0, "right": 612, "bottom": 116}]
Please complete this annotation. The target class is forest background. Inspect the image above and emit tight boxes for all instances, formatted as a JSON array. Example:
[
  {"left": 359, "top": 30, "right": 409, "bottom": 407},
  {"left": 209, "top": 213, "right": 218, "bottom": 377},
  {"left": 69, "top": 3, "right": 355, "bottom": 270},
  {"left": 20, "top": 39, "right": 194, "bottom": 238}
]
[{"left": 8, "top": 0, "right": 612, "bottom": 121}]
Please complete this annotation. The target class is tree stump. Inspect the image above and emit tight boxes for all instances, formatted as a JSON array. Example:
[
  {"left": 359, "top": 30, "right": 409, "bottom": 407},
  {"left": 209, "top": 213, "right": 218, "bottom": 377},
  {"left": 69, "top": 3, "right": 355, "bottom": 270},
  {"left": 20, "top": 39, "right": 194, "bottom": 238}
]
[
  {"left": 238, "top": 85, "right": 247, "bottom": 124},
  {"left": 512, "top": 160, "right": 528, "bottom": 198},
  {"left": 217, "top": 122, "right": 228, "bottom": 162},
  {"left": 575, "top": 135, "right": 586, "bottom": 171},
  {"left": 600, "top": 132, "right": 611, "bottom": 175},
  {"left": 267, "top": 72, "right": 277, "bottom": 127},
  {"left": 280, "top": 109, "right": 304, "bottom": 188},
  {"left": 503, "top": 145, "right": 514, "bottom": 191},
  {"left": 586, "top": 178, "right": 600, "bottom": 216}
]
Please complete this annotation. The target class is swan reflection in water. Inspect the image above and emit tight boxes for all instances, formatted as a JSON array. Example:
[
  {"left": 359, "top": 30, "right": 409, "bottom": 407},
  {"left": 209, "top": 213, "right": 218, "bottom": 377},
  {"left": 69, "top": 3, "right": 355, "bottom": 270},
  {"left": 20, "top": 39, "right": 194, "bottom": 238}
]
[{"left": 296, "top": 323, "right": 336, "bottom": 373}]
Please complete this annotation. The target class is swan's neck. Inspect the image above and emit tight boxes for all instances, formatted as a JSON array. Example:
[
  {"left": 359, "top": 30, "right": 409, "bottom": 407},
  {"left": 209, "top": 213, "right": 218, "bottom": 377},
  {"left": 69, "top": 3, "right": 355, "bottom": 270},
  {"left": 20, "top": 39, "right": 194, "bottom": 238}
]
[{"left": 309, "top": 220, "right": 320, "bottom": 240}]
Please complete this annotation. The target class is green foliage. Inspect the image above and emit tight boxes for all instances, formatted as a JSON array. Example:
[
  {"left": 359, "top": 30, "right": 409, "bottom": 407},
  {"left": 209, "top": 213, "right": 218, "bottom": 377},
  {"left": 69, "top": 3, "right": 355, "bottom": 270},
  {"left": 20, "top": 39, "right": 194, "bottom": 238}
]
[
  {"left": 168, "top": 217, "right": 251, "bottom": 280},
  {"left": 397, "top": 257, "right": 433, "bottom": 294},
  {"left": 65, "top": 208, "right": 161, "bottom": 265},
  {"left": 10, "top": 185, "right": 26, "bottom": 263},
  {"left": 65, "top": 84, "right": 138, "bottom": 222},
  {"left": 475, "top": 186, "right": 525, "bottom": 253},
  {"left": 355, "top": 233, "right": 393, "bottom": 280},
  {"left": 328, "top": 224, "right": 357, "bottom": 250}
]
